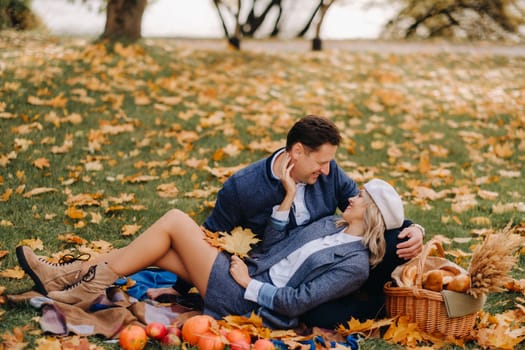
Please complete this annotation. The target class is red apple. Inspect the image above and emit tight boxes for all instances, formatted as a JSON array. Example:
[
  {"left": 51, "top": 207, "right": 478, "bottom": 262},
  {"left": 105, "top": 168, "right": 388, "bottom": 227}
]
[
  {"left": 253, "top": 338, "right": 275, "bottom": 350},
  {"left": 166, "top": 325, "right": 181, "bottom": 337},
  {"left": 161, "top": 333, "right": 181, "bottom": 347},
  {"left": 146, "top": 322, "right": 168, "bottom": 340}
]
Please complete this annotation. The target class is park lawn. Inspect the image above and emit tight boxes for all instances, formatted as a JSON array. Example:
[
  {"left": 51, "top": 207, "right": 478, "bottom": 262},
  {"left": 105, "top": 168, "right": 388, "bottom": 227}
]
[{"left": 0, "top": 31, "right": 524, "bottom": 349}]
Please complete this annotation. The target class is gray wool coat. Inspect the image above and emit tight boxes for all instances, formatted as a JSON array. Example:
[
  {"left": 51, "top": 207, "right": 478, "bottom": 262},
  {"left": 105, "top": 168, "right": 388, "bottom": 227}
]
[{"left": 203, "top": 215, "right": 370, "bottom": 329}]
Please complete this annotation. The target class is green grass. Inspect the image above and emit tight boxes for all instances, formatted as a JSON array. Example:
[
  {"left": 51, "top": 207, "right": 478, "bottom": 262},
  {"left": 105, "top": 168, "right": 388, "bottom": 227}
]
[{"left": 0, "top": 31, "right": 524, "bottom": 349}]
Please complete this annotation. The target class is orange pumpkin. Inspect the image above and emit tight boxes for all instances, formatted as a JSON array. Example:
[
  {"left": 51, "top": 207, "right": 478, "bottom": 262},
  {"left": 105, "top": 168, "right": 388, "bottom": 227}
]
[{"left": 181, "top": 315, "right": 217, "bottom": 345}]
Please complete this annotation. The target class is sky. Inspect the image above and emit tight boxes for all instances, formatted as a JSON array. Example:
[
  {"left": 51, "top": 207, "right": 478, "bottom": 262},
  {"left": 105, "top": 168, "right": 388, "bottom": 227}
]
[{"left": 31, "top": 0, "right": 396, "bottom": 39}]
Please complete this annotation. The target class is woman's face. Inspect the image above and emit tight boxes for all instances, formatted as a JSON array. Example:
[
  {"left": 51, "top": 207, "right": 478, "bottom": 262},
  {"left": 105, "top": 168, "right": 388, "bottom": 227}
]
[{"left": 342, "top": 190, "right": 369, "bottom": 223}]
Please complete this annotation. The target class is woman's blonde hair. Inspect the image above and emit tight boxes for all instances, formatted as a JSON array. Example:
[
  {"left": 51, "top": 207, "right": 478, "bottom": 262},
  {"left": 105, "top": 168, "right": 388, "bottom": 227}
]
[{"left": 337, "top": 192, "right": 386, "bottom": 267}]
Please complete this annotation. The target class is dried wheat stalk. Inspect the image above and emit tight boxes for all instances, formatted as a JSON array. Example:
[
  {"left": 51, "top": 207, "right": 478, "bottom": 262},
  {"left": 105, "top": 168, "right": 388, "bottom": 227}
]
[{"left": 467, "top": 222, "right": 524, "bottom": 298}]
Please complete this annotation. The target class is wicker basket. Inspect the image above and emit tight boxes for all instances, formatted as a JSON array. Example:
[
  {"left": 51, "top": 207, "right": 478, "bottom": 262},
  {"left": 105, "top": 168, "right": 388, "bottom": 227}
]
[{"left": 384, "top": 240, "right": 479, "bottom": 337}]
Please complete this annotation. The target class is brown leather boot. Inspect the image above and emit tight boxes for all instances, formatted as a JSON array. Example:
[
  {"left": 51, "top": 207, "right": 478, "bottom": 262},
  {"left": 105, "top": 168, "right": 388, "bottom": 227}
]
[
  {"left": 16, "top": 246, "right": 88, "bottom": 294},
  {"left": 47, "top": 262, "right": 119, "bottom": 311}
]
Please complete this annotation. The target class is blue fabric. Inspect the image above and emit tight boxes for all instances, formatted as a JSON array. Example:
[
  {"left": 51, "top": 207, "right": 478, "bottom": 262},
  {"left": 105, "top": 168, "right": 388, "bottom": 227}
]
[
  {"left": 115, "top": 269, "right": 179, "bottom": 300},
  {"left": 257, "top": 283, "right": 277, "bottom": 309}
]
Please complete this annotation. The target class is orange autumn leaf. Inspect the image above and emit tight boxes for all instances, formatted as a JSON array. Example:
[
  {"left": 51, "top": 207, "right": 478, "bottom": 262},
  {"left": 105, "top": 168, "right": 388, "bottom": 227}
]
[
  {"left": 104, "top": 205, "right": 127, "bottom": 214},
  {"left": 0, "top": 266, "right": 25, "bottom": 279},
  {"left": 121, "top": 224, "right": 141, "bottom": 236},
  {"left": 382, "top": 316, "right": 424, "bottom": 347},
  {"left": 418, "top": 150, "right": 431, "bottom": 174},
  {"left": 504, "top": 279, "right": 525, "bottom": 293},
  {"left": 57, "top": 233, "right": 88, "bottom": 245},
  {"left": 156, "top": 183, "right": 179, "bottom": 198},
  {"left": 23, "top": 187, "right": 58, "bottom": 198},
  {"left": 493, "top": 142, "right": 514, "bottom": 158},
  {"left": 212, "top": 148, "right": 225, "bottom": 161},
  {"left": 122, "top": 174, "right": 159, "bottom": 183},
  {"left": 27, "top": 94, "right": 68, "bottom": 108},
  {"left": 66, "top": 206, "right": 87, "bottom": 220},
  {"left": 0, "top": 188, "right": 13, "bottom": 202},
  {"left": 65, "top": 192, "right": 103, "bottom": 207},
  {"left": 33, "top": 157, "right": 50, "bottom": 169},
  {"left": 222, "top": 312, "right": 272, "bottom": 339},
  {"left": 0, "top": 325, "right": 29, "bottom": 349}
]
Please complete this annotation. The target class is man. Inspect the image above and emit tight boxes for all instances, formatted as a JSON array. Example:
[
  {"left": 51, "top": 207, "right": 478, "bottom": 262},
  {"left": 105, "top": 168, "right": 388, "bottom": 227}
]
[{"left": 180, "top": 115, "right": 424, "bottom": 327}]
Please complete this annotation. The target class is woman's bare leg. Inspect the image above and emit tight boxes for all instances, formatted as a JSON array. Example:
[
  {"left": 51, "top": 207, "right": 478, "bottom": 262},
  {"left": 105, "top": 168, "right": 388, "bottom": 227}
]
[{"left": 88, "top": 209, "right": 218, "bottom": 297}]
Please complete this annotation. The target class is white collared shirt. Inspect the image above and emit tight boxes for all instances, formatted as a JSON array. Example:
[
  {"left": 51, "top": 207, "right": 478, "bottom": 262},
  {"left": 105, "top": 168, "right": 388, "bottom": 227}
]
[
  {"left": 270, "top": 150, "right": 310, "bottom": 225},
  {"left": 244, "top": 231, "right": 361, "bottom": 301}
]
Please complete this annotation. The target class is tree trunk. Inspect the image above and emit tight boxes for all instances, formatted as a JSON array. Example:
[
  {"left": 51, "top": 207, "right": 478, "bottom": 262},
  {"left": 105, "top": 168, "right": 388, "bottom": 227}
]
[
  {"left": 312, "top": 0, "right": 334, "bottom": 51},
  {"left": 101, "top": 0, "right": 147, "bottom": 42}
]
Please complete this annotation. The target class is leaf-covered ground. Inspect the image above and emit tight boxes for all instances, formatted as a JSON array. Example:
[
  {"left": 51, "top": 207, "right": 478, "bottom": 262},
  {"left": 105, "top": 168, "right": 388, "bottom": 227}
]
[{"left": 0, "top": 31, "right": 524, "bottom": 349}]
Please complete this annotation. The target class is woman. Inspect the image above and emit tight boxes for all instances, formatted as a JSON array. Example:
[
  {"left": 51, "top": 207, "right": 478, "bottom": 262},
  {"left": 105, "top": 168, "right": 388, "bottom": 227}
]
[{"left": 16, "top": 175, "right": 403, "bottom": 329}]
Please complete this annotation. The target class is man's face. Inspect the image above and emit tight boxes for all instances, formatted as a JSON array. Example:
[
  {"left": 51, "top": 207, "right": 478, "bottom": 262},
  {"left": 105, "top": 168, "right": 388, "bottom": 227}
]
[{"left": 290, "top": 143, "right": 337, "bottom": 184}]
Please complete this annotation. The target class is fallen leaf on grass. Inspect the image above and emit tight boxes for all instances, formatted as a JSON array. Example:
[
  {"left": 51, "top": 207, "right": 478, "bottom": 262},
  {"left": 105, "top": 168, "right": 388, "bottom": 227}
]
[
  {"left": 156, "top": 183, "right": 179, "bottom": 198},
  {"left": 121, "top": 224, "right": 141, "bottom": 236},
  {"left": 18, "top": 238, "right": 44, "bottom": 250},
  {"left": 1, "top": 325, "right": 30, "bottom": 349},
  {"left": 0, "top": 266, "right": 25, "bottom": 279},
  {"left": 23, "top": 187, "right": 58, "bottom": 198},
  {"left": 66, "top": 206, "right": 87, "bottom": 220},
  {"left": 33, "top": 157, "right": 50, "bottom": 169},
  {"left": 57, "top": 233, "right": 87, "bottom": 245}
]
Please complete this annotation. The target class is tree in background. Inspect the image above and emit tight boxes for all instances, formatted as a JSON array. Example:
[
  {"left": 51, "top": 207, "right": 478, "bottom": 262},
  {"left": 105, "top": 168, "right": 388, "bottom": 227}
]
[
  {"left": 380, "top": 0, "right": 525, "bottom": 41},
  {"left": 299, "top": 0, "right": 335, "bottom": 50},
  {"left": 68, "top": 0, "right": 147, "bottom": 42},
  {"left": 101, "top": 0, "right": 147, "bottom": 42},
  {"left": 211, "top": 0, "right": 337, "bottom": 50}
]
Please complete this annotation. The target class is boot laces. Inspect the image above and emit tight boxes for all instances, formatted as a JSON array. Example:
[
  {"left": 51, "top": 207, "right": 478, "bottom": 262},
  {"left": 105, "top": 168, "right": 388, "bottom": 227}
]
[
  {"left": 59, "top": 253, "right": 91, "bottom": 264},
  {"left": 37, "top": 253, "right": 91, "bottom": 266},
  {"left": 64, "top": 265, "right": 97, "bottom": 290}
]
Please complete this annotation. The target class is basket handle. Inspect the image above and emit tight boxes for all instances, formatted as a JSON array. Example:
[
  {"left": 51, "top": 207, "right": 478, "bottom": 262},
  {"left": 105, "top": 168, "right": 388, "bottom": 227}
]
[{"left": 415, "top": 239, "right": 445, "bottom": 288}]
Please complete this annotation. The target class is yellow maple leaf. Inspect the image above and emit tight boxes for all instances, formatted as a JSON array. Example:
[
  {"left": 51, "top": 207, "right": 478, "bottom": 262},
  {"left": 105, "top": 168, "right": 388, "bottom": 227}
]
[
  {"left": 156, "top": 183, "right": 179, "bottom": 198},
  {"left": 0, "top": 266, "right": 25, "bottom": 279},
  {"left": 204, "top": 227, "right": 260, "bottom": 258},
  {"left": 121, "top": 224, "right": 141, "bottom": 236},
  {"left": 18, "top": 238, "right": 44, "bottom": 250},
  {"left": 493, "top": 142, "right": 514, "bottom": 159},
  {"left": 221, "top": 312, "right": 271, "bottom": 339},
  {"left": 33, "top": 157, "right": 50, "bottom": 170},
  {"left": 337, "top": 317, "right": 395, "bottom": 336},
  {"left": 383, "top": 316, "right": 424, "bottom": 347}
]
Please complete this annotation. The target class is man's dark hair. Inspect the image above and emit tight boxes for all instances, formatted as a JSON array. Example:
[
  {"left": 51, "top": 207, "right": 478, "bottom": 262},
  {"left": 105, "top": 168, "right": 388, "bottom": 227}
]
[{"left": 286, "top": 115, "right": 342, "bottom": 151}]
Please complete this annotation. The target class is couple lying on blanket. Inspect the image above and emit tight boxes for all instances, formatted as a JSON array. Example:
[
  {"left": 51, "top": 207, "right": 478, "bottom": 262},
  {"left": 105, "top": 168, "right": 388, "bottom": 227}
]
[{"left": 18, "top": 177, "right": 405, "bottom": 329}]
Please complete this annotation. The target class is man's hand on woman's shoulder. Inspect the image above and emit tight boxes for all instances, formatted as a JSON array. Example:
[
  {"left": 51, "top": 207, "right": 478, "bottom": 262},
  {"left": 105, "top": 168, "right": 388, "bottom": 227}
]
[{"left": 396, "top": 225, "right": 424, "bottom": 259}]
